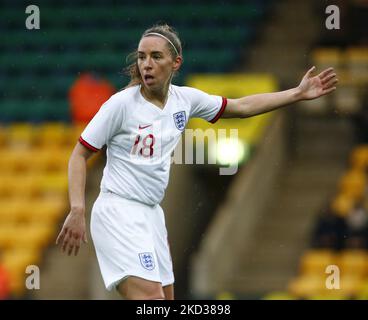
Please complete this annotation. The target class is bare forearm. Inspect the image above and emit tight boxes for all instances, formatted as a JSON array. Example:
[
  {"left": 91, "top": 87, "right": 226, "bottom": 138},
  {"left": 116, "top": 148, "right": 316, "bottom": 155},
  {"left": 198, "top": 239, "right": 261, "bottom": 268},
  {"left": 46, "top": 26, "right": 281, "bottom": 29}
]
[
  {"left": 236, "top": 87, "right": 302, "bottom": 118},
  {"left": 222, "top": 67, "right": 337, "bottom": 119},
  {"left": 68, "top": 152, "right": 88, "bottom": 213}
]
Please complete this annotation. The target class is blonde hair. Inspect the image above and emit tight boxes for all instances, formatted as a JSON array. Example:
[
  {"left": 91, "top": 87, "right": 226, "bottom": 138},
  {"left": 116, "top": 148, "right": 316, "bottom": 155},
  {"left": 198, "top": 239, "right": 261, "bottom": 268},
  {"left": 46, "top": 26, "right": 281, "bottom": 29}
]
[{"left": 124, "top": 23, "right": 182, "bottom": 89}]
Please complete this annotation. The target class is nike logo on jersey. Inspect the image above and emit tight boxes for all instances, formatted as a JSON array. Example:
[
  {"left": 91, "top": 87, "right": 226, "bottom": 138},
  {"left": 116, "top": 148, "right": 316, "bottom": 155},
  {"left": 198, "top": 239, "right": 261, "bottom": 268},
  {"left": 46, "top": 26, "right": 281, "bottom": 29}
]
[{"left": 139, "top": 124, "right": 152, "bottom": 129}]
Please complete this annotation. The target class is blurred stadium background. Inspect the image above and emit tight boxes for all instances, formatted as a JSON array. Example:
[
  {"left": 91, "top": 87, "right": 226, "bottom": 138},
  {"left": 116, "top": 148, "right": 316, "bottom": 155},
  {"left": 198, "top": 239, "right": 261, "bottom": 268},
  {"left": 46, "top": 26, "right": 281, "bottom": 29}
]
[{"left": 0, "top": 0, "right": 368, "bottom": 300}]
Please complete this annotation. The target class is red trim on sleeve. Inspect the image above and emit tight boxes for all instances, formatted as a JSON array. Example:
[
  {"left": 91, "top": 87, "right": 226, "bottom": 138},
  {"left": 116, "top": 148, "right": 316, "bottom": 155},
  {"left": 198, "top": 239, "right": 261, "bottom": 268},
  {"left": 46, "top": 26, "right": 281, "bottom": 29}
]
[
  {"left": 78, "top": 136, "right": 99, "bottom": 152},
  {"left": 210, "top": 97, "right": 227, "bottom": 124}
]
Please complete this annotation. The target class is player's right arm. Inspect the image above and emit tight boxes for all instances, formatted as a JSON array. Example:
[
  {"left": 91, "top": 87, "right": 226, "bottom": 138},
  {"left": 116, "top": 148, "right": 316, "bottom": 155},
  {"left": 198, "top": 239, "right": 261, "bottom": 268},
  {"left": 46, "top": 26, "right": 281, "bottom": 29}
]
[
  {"left": 56, "top": 142, "right": 95, "bottom": 256},
  {"left": 56, "top": 92, "right": 125, "bottom": 256}
]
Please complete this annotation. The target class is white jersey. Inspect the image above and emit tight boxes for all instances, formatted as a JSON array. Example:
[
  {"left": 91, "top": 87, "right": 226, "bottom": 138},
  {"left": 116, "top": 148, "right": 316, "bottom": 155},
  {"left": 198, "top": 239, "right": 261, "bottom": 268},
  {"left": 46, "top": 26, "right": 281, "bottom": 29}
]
[{"left": 79, "top": 84, "right": 227, "bottom": 206}]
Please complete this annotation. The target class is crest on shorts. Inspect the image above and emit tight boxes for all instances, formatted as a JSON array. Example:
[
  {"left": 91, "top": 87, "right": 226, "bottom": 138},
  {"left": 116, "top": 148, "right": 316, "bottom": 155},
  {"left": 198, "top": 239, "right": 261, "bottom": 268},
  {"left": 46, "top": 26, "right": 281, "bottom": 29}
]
[
  {"left": 173, "top": 111, "right": 186, "bottom": 131},
  {"left": 139, "top": 252, "right": 155, "bottom": 271}
]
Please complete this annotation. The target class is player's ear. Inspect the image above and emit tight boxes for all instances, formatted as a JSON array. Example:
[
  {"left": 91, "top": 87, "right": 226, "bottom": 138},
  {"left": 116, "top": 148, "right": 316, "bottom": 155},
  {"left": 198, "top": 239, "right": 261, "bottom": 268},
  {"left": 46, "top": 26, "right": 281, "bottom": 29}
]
[{"left": 172, "top": 56, "right": 182, "bottom": 71}]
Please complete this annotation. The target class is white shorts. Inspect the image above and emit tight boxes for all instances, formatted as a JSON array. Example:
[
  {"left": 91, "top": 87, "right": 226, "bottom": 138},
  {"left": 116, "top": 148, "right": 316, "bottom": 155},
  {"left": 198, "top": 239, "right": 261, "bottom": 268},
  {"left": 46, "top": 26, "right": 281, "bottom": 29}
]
[{"left": 90, "top": 191, "right": 174, "bottom": 291}]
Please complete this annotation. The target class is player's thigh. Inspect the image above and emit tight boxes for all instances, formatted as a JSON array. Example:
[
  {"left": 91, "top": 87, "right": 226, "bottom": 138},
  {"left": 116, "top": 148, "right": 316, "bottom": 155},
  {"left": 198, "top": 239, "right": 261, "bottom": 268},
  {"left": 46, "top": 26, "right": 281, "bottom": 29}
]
[
  {"left": 149, "top": 206, "right": 175, "bottom": 285},
  {"left": 163, "top": 284, "right": 174, "bottom": 300},
  {"left": 117, "top": 276, "right": 165, "bottom": 300}
]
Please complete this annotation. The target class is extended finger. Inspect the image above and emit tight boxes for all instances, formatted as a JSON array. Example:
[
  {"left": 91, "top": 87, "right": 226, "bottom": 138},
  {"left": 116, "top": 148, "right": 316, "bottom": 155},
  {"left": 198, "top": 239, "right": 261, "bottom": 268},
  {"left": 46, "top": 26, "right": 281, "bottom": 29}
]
[
  {"left": 305, "top": 66, "right": 316, "bottom": 77},
  {"left": 322, "top": 86, "right": 337, "bottom": 95},
  {"left": 323, "top": 77, "right": 338, "bottom": 89},
  {"left": 321, "top": 73, "right": 336, "bottom": 84},
  {"left": 62, "top": 236, "right": 70, "bottom": 252},
  {"left": 68, "top": 234, "right": 81, "bottom": 256},
  {"left": 56, "top": 227, "right": 68, "bottom": 245},
  {"left": 74, "top": 240, "right": 81, "bottom": 256},
  {"left": 321, "top": 73, "right": 337, "bottom": 84},
  {"left": 68, "top": 243, "right": 74, "bottom": 256},
  {"left": 83, "top": 232, "right": 88, "bottom": 243},
  {"left": 318, "top": 67, "right": 334, "bottom": 79},
  {"left": 74, "top": 245, "right": 80, "bottom": 256}
]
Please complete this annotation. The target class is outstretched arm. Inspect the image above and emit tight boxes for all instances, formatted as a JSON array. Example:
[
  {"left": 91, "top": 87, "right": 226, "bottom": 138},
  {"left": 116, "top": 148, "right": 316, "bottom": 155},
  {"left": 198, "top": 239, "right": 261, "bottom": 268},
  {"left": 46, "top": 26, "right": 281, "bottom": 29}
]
[{"left": 222, "top": 67, "right": 338, "bottom": 119}]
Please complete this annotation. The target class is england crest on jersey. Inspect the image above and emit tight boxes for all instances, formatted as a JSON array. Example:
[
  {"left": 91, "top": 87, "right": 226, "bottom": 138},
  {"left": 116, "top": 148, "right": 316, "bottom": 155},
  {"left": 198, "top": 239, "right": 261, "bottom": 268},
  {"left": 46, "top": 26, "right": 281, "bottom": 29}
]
[
  {"left": 173, "top": 111, "right": 186, "bottom": 131},
  {"left": 139, "top": 252, "right": 155, "bottom": 271}
]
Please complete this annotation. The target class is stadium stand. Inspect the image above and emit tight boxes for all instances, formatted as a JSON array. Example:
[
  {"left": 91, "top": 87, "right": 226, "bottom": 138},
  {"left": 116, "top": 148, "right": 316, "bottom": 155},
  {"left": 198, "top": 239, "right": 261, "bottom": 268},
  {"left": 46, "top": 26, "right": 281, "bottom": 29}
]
[
  {"left": 261, "top": 0, "right": 368, "bottom": 300},
  {"left": 261, "top": 142, "right": 368, "bottom": 300},
  {"left": 1, "top": 0, "right": 272, "bottom": 123}
]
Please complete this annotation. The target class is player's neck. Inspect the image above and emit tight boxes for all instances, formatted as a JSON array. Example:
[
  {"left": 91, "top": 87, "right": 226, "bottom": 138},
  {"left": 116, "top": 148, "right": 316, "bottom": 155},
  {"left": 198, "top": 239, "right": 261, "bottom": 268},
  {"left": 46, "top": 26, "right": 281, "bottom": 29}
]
[{"left": 141, "top": 85, "right": 169, "bottom": 109}]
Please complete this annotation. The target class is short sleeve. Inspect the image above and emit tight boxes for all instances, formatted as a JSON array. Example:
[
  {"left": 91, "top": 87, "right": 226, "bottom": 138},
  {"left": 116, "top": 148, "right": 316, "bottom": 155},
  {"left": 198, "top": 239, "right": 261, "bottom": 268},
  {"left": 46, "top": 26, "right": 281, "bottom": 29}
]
[
  {"left": 79, "top": 94, "right": 125, "bottom": 151},
  {"left": 187, "top": 87, "right": 227, "bottom": 123}
]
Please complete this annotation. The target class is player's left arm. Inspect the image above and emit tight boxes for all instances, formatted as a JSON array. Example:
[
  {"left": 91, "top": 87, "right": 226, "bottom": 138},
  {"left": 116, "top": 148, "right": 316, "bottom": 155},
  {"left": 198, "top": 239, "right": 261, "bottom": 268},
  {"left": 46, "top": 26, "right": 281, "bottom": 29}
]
[{"left": 222, "top": 67, "right": 338, "bottom": 119}]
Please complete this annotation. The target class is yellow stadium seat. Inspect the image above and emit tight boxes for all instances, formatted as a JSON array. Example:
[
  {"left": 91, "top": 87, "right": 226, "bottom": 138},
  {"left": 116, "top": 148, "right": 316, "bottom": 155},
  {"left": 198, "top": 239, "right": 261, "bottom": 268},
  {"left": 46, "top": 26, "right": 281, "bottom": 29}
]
[
  {"left": 0, "top": 150, "right": 21, "bottom": 173},
  {"left": 0, "top": 200, "right": 23, "bottom": 224},
  {"left": 312, "top": 48, "right": 344, "bottom": 71},
  {"left": 339, "top": 275, "right": 364, "bottom": 297},
  {"left": 39, "top": 173, "right": 69, "bottom": 197},
  {"left": 0, "top": 223, "right": 55, "bottom": 250},
  {"left": 356, "top": 280, "right": 368, "bottom": 300},
  {"left": 331, "top": 193, "right": 356, "bottom": 217},
  {"left": 22, "top": 199, "right": 67, "bottom": 225},
  {"left": 1, "top": 248, "right": 41, "bottom": 297},
  {"left": 216, "top": 291, "right": 236, "bottom": 300},
  {"left": 27, "top": 148, "right": 71, "bottom": 173},
  {"left": 0, "top": 149, "right": 44, "bottom": 174},
  {"left": 0, "top": 173, "right": 41, "bottom": 199},
  {"left": 22, "top": 149, "right": 53, "bottom": 173},
  {"left": 263, "top": 291, "right": 296, "bottom": 300},
  {"left": 1, "top": 248, "right": 41, "bottom": 270},
  {"left": 337, "top": 250, "right": 368, "bottom": 277},
  {"left": 11, "top": 224, "right": 56, "bottom": 250},
  {"left": 299, "top": 249, "right": 337, "bottom": 275},
  {"left": 0, "top": 175, "right": 14, "bottom": 198},
  {"left": 37, "top": 122, "right": 72, "bottom": 148},
  {"left": 0, "top": 197, "right": 66, "bottom": 225},
  {"left": 24, "top": 174, "right": 45, "bottom": 198},
  {"left": 7, "top": 123, "right": 36, "bottom": 148},
  {"left": 350, "top": 145, "right": 368, "bottom": 170},
  {"left": 309, "top": 292, "right": 348, "bottom": 300},
  {"left": 46, "top": 148, "right": 72, "bottom": 172},
  {"left": 13, "top": 173, "right": 43, "bottom": 198},
  {"left": 317, "top": 271, "right": 363, "bottom": 298},
  {"left": 288, "top": 274, "right": 325, "bottom": 298},
  {"left": 338, "top": 170, "right": 366, "bottom": 200},
  {"left": 345, "top": 46, "right": 368, "bottom": 82},
  {"left": 0, "top": 225, "right": 17, "bottom": 249}
]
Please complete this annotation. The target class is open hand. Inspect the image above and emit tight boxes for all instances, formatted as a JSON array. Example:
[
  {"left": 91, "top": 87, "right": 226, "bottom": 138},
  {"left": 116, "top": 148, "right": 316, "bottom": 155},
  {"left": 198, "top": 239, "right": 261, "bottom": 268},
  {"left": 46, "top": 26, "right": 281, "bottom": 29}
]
[
  {"left": 56, "top": 210, "right": 88, "bottom": 256},
  {"left": 298, "top": 66, "right": 338, "bottom": 100}
]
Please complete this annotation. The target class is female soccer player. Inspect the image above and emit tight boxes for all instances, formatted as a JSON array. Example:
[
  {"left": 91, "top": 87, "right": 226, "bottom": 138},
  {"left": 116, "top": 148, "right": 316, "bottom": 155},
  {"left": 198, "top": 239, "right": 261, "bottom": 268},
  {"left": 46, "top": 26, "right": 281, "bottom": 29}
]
[{"left": 56, "top": 24, "right": 338, "bottom": 300}]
